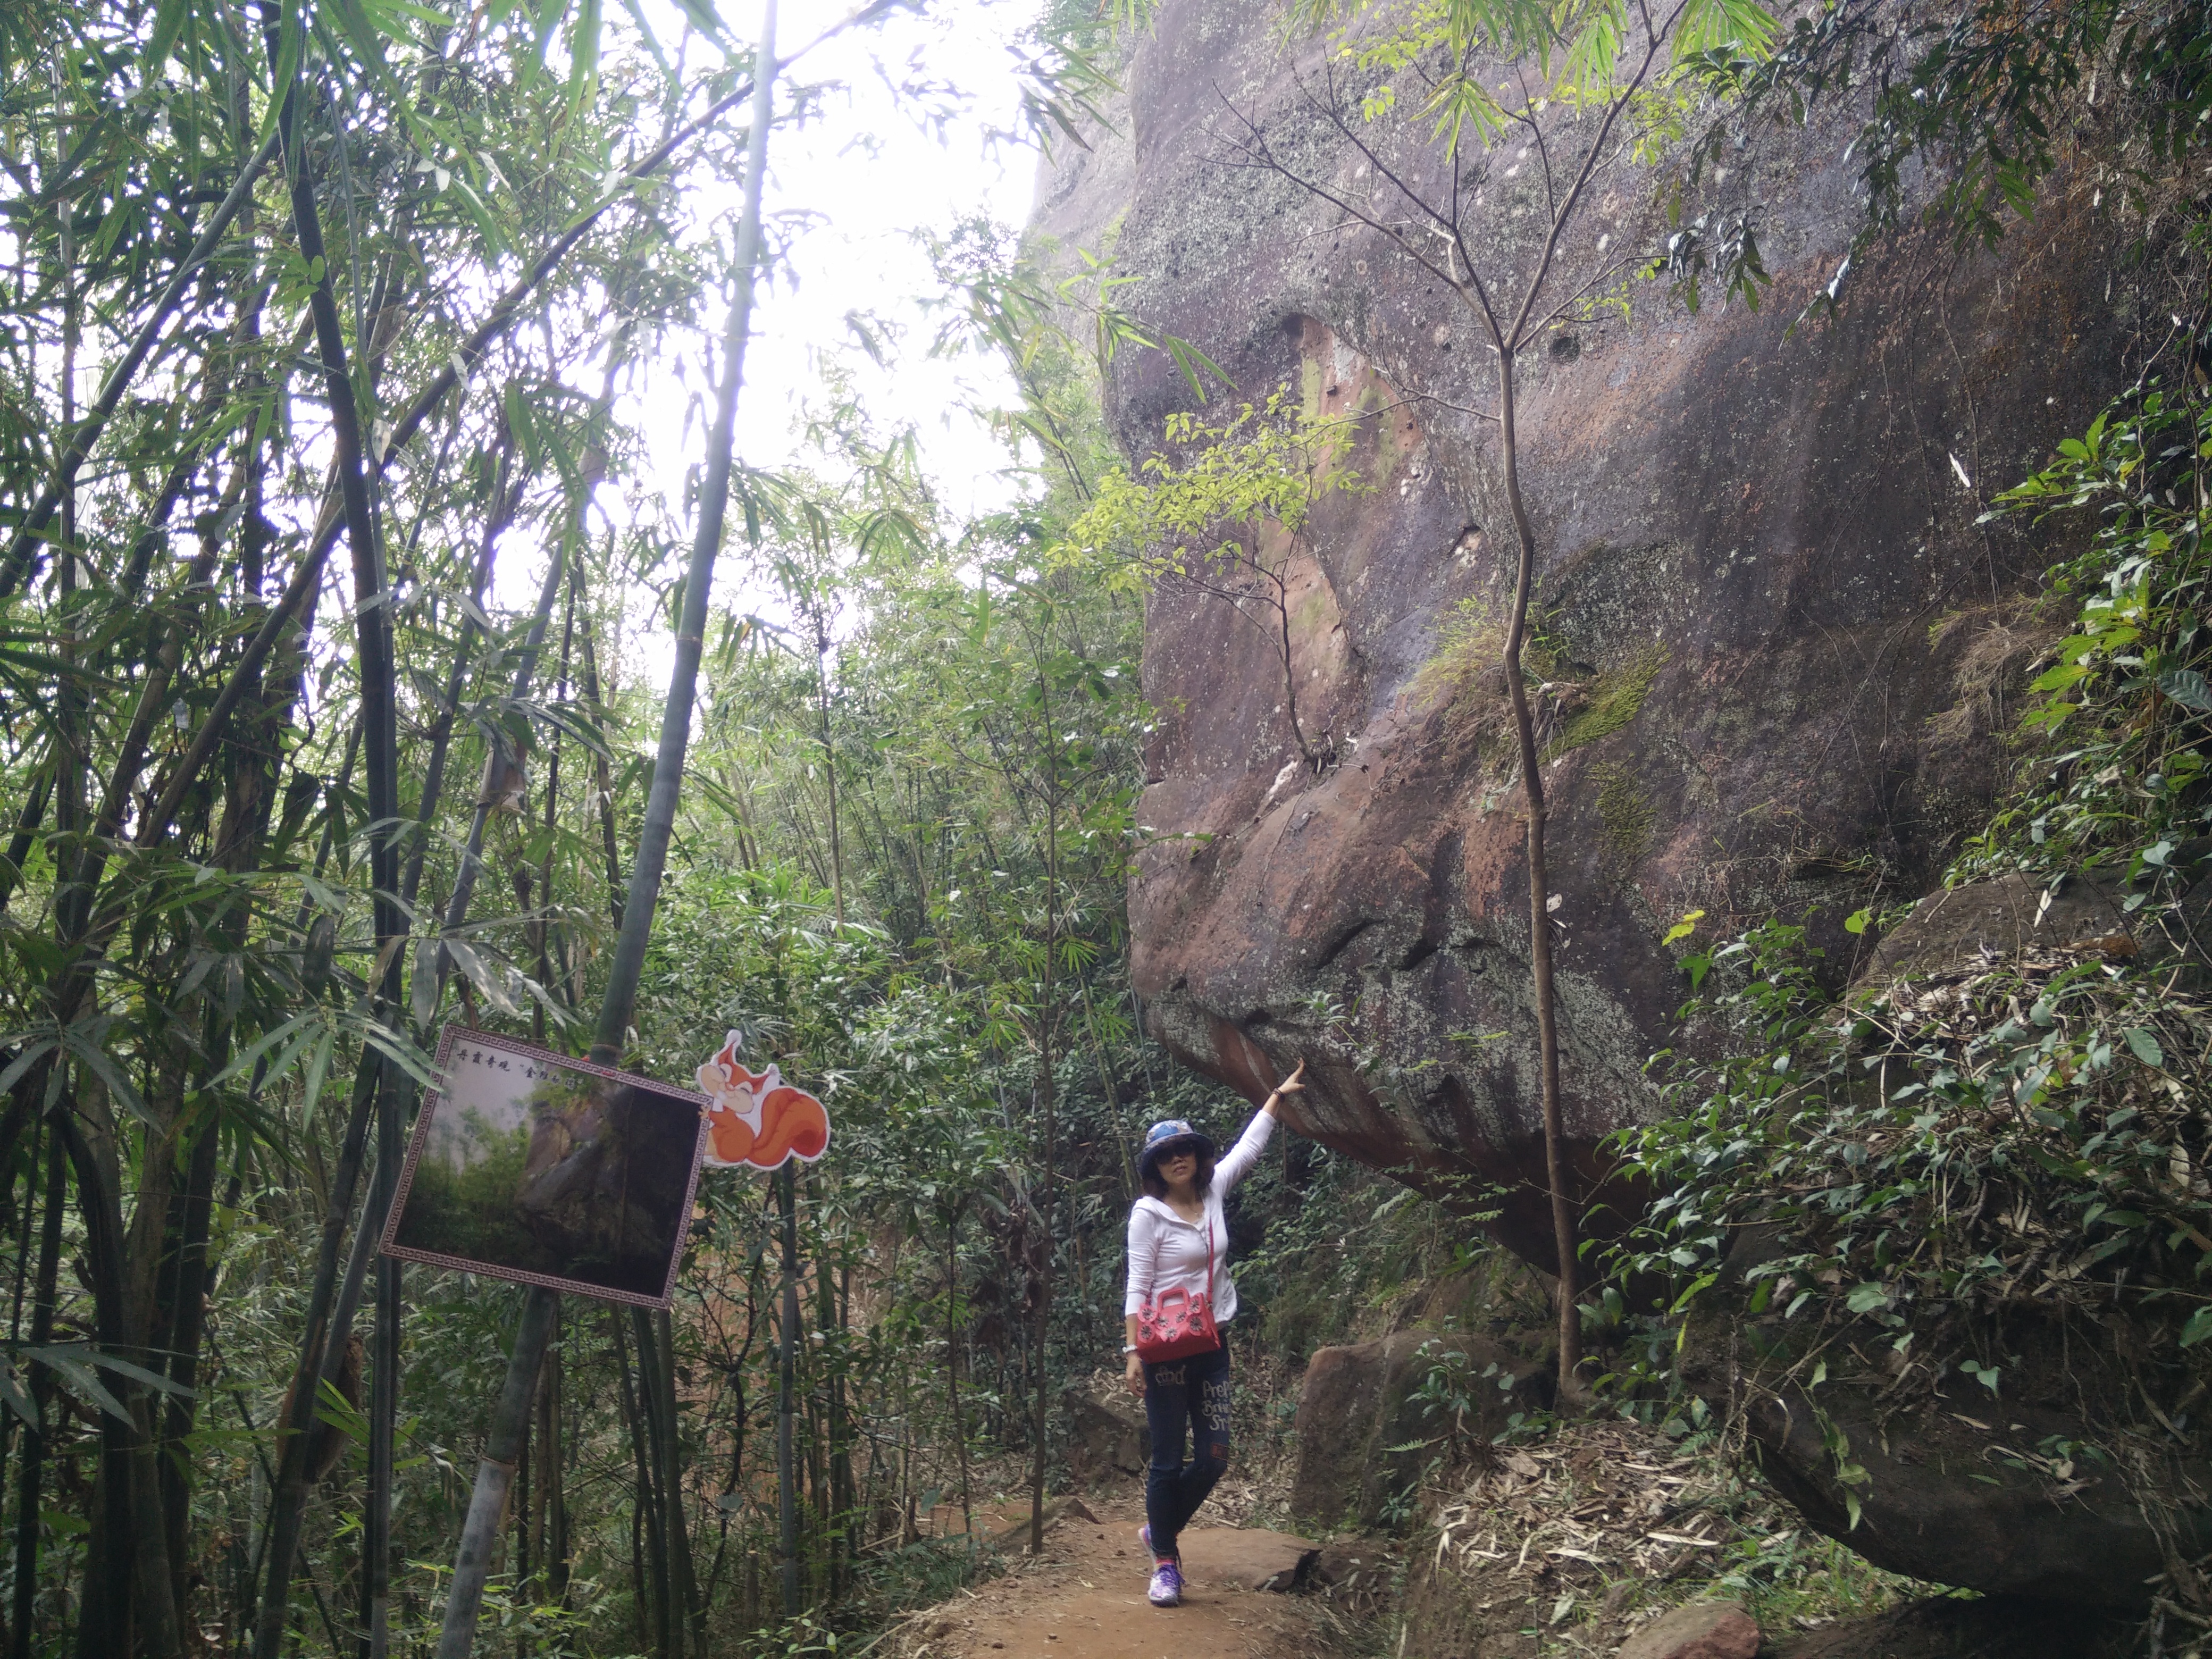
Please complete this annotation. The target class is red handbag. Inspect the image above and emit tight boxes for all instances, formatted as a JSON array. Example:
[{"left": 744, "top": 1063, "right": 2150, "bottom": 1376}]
[{"left": 1136, "top": 1216, "right": 1221, "bottom": 1362}]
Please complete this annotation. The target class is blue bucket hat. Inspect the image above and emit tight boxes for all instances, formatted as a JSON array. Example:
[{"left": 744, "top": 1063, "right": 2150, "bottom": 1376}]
[{"left": 1139, "top": 1118, "right": 1215, "bottom": 1175}]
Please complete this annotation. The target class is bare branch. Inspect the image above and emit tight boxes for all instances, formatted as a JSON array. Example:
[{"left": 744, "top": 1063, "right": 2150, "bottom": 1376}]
[
  {"left": 1505, "top": 0, "right": 1697, "bottom": 349},
  {"left": 1514, "top": 62, "right": 1562, "bottom": 222},
  {"left": 1401, "top": 390, "right": 1501, "bottom": 423},
  {"left": 1215, "top": 76, "right": 1509, "bottom": 342}
]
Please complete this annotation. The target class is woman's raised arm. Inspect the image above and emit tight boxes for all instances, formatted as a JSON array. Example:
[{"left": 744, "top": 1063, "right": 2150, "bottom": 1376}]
[{"left": 1215, "top": 1060, "right": 1306, "bottom": 1192}]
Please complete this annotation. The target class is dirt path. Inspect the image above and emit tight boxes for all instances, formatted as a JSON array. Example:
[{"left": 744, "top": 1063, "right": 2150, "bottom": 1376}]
[{"left": 893, "top": 1496, "right": 1355, "bottom": 1659}]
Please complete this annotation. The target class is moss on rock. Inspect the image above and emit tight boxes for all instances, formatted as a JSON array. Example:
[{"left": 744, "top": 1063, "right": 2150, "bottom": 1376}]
[
  {"left": 1544, "top": 643, "right": 1667, "bottom": 762},
  {"left": 1593, "top": 761, "right": 1656, "bottom": 883}
]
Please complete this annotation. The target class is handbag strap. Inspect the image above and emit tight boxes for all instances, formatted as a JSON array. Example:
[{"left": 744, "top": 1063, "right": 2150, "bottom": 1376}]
[{"left": 1143, "top": 1200, "right": 1218, "bottom": 1305}]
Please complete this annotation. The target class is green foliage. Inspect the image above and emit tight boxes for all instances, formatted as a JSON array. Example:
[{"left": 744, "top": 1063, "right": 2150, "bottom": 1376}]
[
  {"left": 1591, "top": 762, "right": 1656, "bottom": 880},
  {"left": 1611, "top": 909, "right": 2209, "bottom": 1390},
  {"left": 1957, "top": 383, "right": 2212, "bottom": 882},
  {"left": 1066, "top": 392, "right": 1373, "bottom": 588},
  {"left": 1235, "top": 1149, "right": 1513, "bottom": 1356},
  {"left": 1287, "top": 0, "right": 1778, "bottom": 154},
  {"left": 1602, "top": 384, "right": 2212, "bottom": 1431},
  {"left": 1411, "top": 596, "right": 1510, "bottom": 731},
  {"left": 1065, "top": 392, "right": 1378, "bottom": 766},
  {"left": 0, "top": 0, "right": 1249, "bottom": 1649}
]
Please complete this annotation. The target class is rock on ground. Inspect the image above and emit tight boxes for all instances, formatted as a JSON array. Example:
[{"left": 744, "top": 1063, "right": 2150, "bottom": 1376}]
[
  {"left": 1291, "top": 1329, "right": 1547, "bottom": 1529},
  {"left": 1064, "top": 1377, "right": 1150, "bottom": 1485},
  {"left": 1614, "top": 1600, "right": 1759, "bottom": 1659}
]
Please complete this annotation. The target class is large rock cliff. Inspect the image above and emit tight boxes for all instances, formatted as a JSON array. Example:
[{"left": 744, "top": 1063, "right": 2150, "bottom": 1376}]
[{"left": 1037, "top": 0, "right": 2154, "bottom": 1269}]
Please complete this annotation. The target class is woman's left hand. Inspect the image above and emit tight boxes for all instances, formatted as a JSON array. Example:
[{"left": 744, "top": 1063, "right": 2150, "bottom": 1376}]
[{"left": 1263, "top": 1059, "right": 1306, "bottom": 1115}]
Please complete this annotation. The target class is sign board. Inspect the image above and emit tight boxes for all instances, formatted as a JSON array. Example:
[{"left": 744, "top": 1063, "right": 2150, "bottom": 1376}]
[
  {"left": 694, "top": 1031, "right": 830, "bottom": 1171},
  {"left": 381, "top": 1027, "right": 708, "bottom": 1309}
]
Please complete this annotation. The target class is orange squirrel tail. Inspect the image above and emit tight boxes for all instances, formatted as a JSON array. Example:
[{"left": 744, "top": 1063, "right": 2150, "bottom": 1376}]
[{"left": 748, "top": 1087, "right": 828, "bottom": 1167}]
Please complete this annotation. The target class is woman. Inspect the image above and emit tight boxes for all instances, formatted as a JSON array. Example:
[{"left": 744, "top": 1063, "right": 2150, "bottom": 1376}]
[{"left": 1122, "top": 1060, "right": 1306, "bottom": 1608}]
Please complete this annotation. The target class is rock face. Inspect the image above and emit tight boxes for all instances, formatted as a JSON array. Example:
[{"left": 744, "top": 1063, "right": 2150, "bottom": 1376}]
[
  {"left": 1736, "top": 1373, "right": 2212, "bottom": 1607},
  {"left": 1865, "top": 853, "right": 2212, "bottom": 988},
  {"left": 1037, "top": 0, "right": 2159, "bottom": 1266},
  {"left": 1289, "top": 1329, "right": 1548, "bottom": 1527},
  {"left": 1774, "top": 1596, "right": 2136, "bottom": 1658}
]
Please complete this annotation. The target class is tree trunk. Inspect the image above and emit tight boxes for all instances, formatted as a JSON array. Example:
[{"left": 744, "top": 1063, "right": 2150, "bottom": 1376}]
[
  {"left": 1029, "top": 644, "right": 1060, "bottom": 1555},
  {"left": 8, "top": 1132, "right": 65, "bottom": 1659},
  {"left": 401, "top": 436, "right": 517, "bottom": 905},
  {"left": 534, "top": 1309, "right": 567, "bottom": 1603},
  {"left": 631, "top": 1309, "right": 693, "bottom": 1657},
  {"left": 613, "top": 1310, "right": 669, "bottom": 1655},
  {"left": 1489, "top": 346, "right": 1581, "bottom": 1390},
  {"left": 574, "top": 572, "right": 628, "bottom": 933},
  {"left": 778, "top": 1163, "right": 801, "bottom": 1615},
  {"left": 250, "top": 20, "right": 408, "bottom": 1642},
  {"left": 943, "top": 1206, "right": 973, "bottom": 1545},
  {"left": 648, "top": 1308, "right": 701, "bottom": 1651},
  {"left": 433, "top": 1289, "right": 558, "bottom": 1659}
]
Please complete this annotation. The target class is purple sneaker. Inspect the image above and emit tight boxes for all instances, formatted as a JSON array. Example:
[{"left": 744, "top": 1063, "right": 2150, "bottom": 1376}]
[
  {"left": 1139, "top": 1524, "right": 1179, "bottom": 1562},
  {"left": 1147, "top": 1560, "right": 1184, "bottom": 1607}
]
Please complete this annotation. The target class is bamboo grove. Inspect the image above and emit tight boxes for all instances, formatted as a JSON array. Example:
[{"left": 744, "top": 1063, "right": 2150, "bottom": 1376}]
[{"left": 0, "top": 0, "right": 1231, "bottom": 1653}]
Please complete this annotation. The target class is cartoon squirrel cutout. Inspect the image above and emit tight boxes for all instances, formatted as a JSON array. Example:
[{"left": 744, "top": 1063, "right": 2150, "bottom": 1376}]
[{"left": 695, "top": 1033, "right": 830, "bottom": 1170}]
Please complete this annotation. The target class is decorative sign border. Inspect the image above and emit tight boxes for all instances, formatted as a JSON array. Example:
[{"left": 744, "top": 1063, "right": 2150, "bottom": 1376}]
[{"left": 380, "top": 1026, "right": 709, "bottom": 1310}]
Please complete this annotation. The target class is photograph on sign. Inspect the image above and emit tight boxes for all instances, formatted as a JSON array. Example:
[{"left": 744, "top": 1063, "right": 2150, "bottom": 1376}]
[{"left": 381, "top": 1028, "right": 708, "bottom": 1307}]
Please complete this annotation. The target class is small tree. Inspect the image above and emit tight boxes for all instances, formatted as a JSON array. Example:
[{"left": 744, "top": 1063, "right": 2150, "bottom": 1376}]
[
  {"left": 1225, "top": 0, "right": 1778, "bottom": 1388},
  {"left": 1076, "top": 394, "right": 1374, "bottom": 773}
]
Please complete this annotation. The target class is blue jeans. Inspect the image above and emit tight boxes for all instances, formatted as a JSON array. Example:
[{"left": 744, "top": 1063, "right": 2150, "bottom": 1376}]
[{"left": 1142, "top": 1340, "right": 1231, "bottom": 1560}]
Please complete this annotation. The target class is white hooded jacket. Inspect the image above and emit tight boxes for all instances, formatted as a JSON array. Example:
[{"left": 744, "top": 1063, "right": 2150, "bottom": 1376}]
[{"left": 1123, "top": 1108, "right": 1275, "bottom": 1325}]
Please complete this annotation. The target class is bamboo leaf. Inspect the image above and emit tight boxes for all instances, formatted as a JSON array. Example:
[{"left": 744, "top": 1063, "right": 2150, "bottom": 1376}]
[
  {"left": 300, "top": 1027, "right": 336, "bottom": 1126},
  {"left": 412, "top": 939, "right": 441, "bottom": 1028},
  {"left": 61, "top": 1026, "right": 152, "bottom": 1128},
  {"left": 565, "top": 0, "right": 602, "bottom": 117},
  {"left": 141, "top": 0, "right": 192, "bottom": 79},
  {"left": 31, "top": 1349, "right": 131, "bottom": 1425},
  {"left": 0, "top": 1038, "right": 57, "bottom": 1098},
  {"left": 0, "top": 1359, "right": 34, "bottom": 1428},
  {"left": 206, "top": 1010, "right": 319, "bottom": 1090}
]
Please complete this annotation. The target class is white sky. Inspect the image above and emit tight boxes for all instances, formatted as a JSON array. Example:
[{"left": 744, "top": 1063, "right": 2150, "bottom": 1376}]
[
  {"left": 500, "top": 0, "right": 1053, "bottom": 655},
  {"left": 715, "top": 0, "right": 1043, "bottom": 514}
]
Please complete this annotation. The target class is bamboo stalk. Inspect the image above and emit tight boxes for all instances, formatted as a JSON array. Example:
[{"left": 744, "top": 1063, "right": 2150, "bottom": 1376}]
[
  {"left": 434, "top": 1288, "right": 559, "bottom": 1659},
  {"left": 1029, "top": 625, "right": 1060, "bottom": 1556},
  {"left": 430, "top": 541, "right": 570, "bottom": 999},
  {"left": 612, "top": 1310, "right": 671, "bottom": 1653},
  {"left": 249, "top": 29, "right": 405, "bottom": 1646},
  {"left": 401, "top": 438, "right": 517, "bottom": 907},
  {"left": 434, "top": 10, "right": 778, "bottom": 1650},
  {"left": 633, "top": 1308, "right": 697, "bottom": 1657}
]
